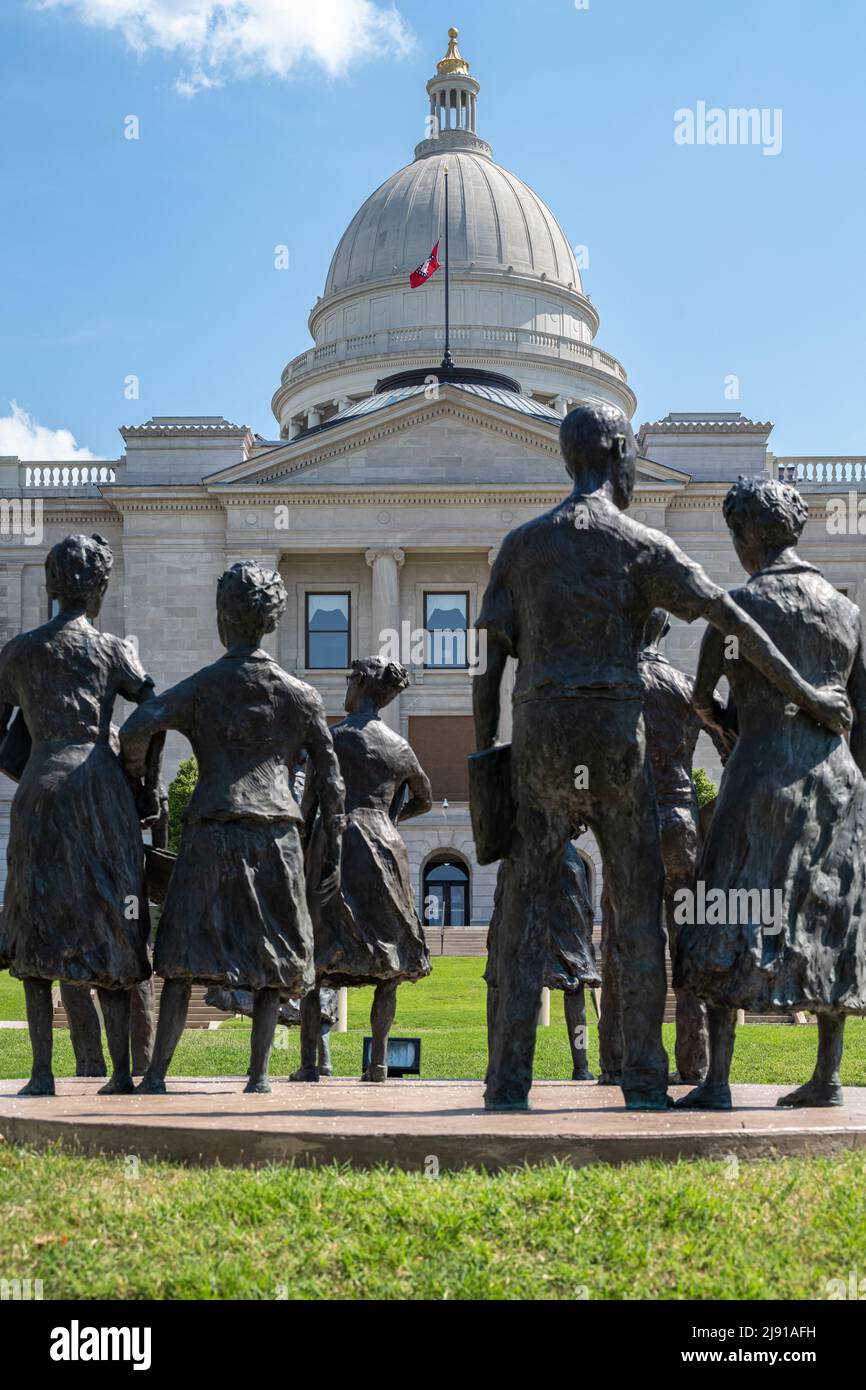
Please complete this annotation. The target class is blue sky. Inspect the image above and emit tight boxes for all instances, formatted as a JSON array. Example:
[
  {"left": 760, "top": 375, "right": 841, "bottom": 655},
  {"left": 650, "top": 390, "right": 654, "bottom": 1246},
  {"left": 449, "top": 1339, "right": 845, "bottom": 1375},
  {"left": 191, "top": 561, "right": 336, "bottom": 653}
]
[{"left": 0, "top": 0, "right": 863, "bottom": 459}]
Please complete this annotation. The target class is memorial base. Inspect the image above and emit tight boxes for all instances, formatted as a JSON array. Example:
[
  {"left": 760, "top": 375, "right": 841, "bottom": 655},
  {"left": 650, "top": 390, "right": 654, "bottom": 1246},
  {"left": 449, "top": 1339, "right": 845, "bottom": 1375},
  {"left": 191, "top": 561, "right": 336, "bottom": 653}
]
[{"left": 2, "top": 1079, "right": 865, "bottom": 1171}]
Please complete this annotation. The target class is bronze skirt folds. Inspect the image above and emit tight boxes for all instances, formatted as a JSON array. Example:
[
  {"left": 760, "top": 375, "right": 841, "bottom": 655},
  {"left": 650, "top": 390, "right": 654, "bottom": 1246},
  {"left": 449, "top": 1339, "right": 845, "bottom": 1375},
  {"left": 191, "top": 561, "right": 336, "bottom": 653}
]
[
  {"left": 0, "top": 741, "right": 150, "bottom": 988},
  {"left": 155, "top": 817, "right": 315, "bottom": 995},
  {"left": 485, "top": 842, "right": 601, "bottom": 993},
  {"left": 309, "top": 807, "right": 431, "bottom": 989}
]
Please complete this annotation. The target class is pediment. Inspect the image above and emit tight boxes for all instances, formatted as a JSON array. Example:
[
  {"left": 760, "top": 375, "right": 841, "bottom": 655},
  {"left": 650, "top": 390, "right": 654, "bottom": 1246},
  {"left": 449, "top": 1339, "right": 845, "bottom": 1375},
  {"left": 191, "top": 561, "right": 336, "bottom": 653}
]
[{"left": 204, "top": 389, "right": 689, "bottom": 492}]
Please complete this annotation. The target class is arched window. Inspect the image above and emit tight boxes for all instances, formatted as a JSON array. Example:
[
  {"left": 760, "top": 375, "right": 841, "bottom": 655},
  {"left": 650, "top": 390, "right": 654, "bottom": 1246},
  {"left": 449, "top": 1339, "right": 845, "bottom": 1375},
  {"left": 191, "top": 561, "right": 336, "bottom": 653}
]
[{"left": 423, "top": 855, "right": 470, "bottom": 928}]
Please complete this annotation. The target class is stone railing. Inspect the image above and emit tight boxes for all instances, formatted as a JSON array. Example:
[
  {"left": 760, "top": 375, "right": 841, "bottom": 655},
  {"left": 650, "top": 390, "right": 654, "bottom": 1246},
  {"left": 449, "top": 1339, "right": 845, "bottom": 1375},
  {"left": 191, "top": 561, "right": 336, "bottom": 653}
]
[
  {"left": 775, "top": 457, "right": 866, "bottom": 486},
  {"left": 21, "top": 462, "right": 121, "bottom": 490},
  {"left": 282, "top": 325, "right": 627, "bottom": 385}
]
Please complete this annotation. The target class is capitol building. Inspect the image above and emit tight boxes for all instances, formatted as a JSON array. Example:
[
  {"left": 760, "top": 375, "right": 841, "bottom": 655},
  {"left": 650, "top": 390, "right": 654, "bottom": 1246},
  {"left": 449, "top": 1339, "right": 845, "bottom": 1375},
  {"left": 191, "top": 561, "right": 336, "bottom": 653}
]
[{"left": 0, "top": 30, "right": 863, "bottom": 933}]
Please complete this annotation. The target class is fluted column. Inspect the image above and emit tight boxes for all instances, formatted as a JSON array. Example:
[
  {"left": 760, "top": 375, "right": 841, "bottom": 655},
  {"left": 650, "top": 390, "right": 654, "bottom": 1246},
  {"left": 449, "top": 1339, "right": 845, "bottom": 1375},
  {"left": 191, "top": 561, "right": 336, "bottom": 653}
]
[{"left": 365, "top": 547, "right": 405, "bottom": 731}]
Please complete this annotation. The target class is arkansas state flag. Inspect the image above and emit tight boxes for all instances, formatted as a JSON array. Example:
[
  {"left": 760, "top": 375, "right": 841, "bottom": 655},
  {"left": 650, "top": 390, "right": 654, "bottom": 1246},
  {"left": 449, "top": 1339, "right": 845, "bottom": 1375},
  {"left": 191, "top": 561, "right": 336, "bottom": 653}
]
[{"left": 410, "top": 240, "right": 440, "bottom": 288}]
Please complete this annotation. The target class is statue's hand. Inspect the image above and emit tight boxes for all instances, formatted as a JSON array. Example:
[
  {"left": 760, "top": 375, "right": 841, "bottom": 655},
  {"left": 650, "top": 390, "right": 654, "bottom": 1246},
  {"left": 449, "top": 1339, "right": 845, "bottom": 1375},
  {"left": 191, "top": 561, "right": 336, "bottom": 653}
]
[
  {"left": 134, "top": 782, "right": 162, "bottom": 826},
  {"left": 806, "top": 685, "right": 852, "bottom": 736},
  {"left": 317, "top": 836, "right": 342, "bottom": 904}
]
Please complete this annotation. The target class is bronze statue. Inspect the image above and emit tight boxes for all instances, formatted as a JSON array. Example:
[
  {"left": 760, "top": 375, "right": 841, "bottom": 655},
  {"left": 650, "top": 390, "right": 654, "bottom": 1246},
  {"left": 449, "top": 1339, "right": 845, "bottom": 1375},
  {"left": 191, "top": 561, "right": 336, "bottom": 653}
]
[
  {"left": 486, "top": 840, "right": 600, "bottom": 1080},
  {"left": 675, "top": 477, "right": 866, "bottom": 1109},
  {"left": 599, "top": 609, "right": 734, "bottom": 1086},
  {"left": 291, "top": 657, "right": 432, "bottom": 1084},
  {"left": 0, "top": 534, "right": 158, "bottom": 1096},
  {"left": 120, "top": 561, "right": 345, "bottom": 1095},
  {"left": 204, "top": 984, "right": 339, "bottom": 1075},
  {"left": 61, "top": 980, "right": 155, "bottom": 1078},
  {"left": 473, "top": 403, "right": 851, "bottom": 1112}
]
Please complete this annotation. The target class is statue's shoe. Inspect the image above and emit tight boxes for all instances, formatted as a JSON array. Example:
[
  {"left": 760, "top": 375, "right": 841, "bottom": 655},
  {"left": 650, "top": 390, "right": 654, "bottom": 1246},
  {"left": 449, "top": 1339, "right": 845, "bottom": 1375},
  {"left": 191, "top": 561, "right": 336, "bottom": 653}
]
[
  {"left": 17, "top": 1074, "right": 55, "bottom": 1098},
  {"left": 75, "top": 1063, "right": 107, "bottom": 1078},
  {"left": 596, "top": 1072, "right": 622, "bottom": 1086},
  {"left": 571, "top": 1067, "right": 595, "bottom": 1081},
  {"left": 360, "top": 1065, "right": 388, "bottom": 1083},
  {"left": 98, "top": 1075, "right": 135, "bottom": 1096},
  {"left": 135, "top": 1076, "right": 166, "bottom": 1095},
  {"left": 289, "top": 1065, "right": 320, "bottom": 1082},
  {"left": 624, "top": 1092, "right": 675, "bottom": 1111},
  {"left": 675, "top": 1082, "right": 732, "bottom": 1111},
  {"left": 776, "top": 1081, "right": 844, "bottom": 1108},
  {"left": 244, "top": 1078, "right": 272, "bottom": 1094}
]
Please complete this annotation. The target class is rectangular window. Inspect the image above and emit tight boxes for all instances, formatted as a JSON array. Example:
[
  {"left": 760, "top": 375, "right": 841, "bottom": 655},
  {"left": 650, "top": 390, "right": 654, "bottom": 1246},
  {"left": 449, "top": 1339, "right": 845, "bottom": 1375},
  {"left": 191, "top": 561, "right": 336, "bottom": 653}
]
[
  {"left": 306, "top": 592, "right": 350, "bottom": 669},
  {"left": 424, "top": 591, "right": 469, "bottom": 669}
]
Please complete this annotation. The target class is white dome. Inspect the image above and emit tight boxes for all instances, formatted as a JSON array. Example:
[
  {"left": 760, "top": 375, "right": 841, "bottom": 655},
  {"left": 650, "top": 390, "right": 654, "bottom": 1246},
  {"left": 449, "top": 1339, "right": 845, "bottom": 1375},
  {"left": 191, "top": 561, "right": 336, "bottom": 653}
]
[
  {"left": 271, "top": 30, "right": 633, "bottom": 436},
  {"left": 324, "top": 149, "right": 582, "bottom": 299}
]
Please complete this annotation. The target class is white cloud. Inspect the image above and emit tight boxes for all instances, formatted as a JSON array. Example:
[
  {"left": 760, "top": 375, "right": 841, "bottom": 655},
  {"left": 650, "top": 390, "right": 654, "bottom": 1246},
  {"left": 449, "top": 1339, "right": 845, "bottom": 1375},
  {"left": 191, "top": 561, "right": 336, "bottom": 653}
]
[
  {"left": 35, "top": 0, "right": 414, "bottom": 93},
  {"left": 0, "top": 403, "right": 99, "bottom": 461}
]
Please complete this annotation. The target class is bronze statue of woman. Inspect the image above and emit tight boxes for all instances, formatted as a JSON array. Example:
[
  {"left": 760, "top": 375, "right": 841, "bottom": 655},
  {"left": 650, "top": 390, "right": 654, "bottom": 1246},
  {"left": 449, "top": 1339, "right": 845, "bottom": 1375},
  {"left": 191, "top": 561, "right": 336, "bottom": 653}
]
[
  {"left": 0, "top": 534, "right": 158, "bottom": 1096},
  {"left": 675, "top": 477, "right": 866, "bottom": 1108},
  {"left": 486, "top": 840, "right": 600, "bottom": 1080},
  {"left": 291, "top": 657, "right": 433, "bottom": 1083},
  {"left": 121, "top": 562, "right": 345, "bottom": 1094}
]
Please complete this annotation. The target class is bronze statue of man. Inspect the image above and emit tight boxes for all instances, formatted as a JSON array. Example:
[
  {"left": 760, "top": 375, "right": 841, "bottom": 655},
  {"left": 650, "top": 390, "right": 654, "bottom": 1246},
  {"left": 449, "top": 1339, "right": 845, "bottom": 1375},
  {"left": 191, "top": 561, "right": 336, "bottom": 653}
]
[
  {"left": 474, "top": 402, "right": 850, "bottom": 1112},
  {"left": 599, "top": 608, "right": 734, "bottom": 1086}
]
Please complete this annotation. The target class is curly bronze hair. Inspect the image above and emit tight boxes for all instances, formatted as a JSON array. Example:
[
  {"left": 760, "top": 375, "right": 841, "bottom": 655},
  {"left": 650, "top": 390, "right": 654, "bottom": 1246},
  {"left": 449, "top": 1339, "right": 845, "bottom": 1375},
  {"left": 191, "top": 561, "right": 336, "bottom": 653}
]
[
  {"left": 723, "top": 475, "right": 808, "bottom": 550},
  {"left": 216, "top": 562, "right": 288, "bottom": 641},
  {"left": 350, "top": 656, "right": 410, "bottom": 709},
  {"left": 45, "top": 533, "right": 113, "bottom": 606}
]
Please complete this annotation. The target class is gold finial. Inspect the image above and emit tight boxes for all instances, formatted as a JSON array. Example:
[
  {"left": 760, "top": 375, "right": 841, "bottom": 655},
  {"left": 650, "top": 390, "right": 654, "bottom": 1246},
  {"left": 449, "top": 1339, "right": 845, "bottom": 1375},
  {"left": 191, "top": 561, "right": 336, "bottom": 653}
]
[{"left": 436, "top": 26, "right": 470, "bottom": 76}]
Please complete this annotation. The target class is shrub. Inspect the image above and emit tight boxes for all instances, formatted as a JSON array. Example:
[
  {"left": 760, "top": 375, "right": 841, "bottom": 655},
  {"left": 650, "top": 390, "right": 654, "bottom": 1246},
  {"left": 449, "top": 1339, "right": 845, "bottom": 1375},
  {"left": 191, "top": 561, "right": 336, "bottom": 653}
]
[
  {"left": 693, "top": 766, "right": 718, "bottom": 808},
  {"left": 167, "top": 755, "right": 198, "bottom": 853}
]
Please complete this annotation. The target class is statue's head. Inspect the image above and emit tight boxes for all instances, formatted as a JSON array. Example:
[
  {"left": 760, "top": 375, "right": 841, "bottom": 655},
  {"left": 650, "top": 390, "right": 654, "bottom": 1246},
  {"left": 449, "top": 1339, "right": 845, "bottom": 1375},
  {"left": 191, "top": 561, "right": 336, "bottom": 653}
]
[
  {"left": 642, "top": 607, "right": 671, "bottom": 650},
  {"left": 45, "top": 533, "right": 113, "bottom": 618},
  {"left": 345, "top": 655, "right": 410, "bottom": 714},
  {"left": 723, "top": 475, "right": 807, "bottom": 575},
  {"left": 559, "top": 402, "right": 637, "bottom": 510},
  {"left": 216, "top": 562, "right": 288, "bottom": 649}
]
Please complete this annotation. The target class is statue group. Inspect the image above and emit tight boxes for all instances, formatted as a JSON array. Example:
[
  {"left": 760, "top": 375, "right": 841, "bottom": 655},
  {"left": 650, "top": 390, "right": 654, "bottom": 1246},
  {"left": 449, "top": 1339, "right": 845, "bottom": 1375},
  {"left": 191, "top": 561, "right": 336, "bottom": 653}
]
[{"left": 1, "top": 403, "right": 864, "bottom": 1112}]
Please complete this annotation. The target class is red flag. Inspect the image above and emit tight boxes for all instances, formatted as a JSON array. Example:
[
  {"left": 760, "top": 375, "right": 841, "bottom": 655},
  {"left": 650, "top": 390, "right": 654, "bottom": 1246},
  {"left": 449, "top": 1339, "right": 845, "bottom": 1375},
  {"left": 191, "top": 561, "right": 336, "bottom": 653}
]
[{"left": 410, "top": 240, "right": 440, "bottom": 288}]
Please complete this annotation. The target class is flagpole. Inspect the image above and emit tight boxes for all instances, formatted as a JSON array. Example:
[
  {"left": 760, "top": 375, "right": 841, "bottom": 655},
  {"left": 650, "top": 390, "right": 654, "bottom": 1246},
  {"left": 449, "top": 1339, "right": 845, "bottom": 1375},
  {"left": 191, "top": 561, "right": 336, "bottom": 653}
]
[{"left": 442, "top": 164, "right": 454, "bottom": 371}]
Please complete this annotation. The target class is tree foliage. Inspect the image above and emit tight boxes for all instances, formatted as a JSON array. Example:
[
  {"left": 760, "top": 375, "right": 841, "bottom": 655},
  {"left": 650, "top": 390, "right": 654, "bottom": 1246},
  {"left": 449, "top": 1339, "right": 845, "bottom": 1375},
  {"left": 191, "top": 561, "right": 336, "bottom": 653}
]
[
  {"left": 693, "top": 766, "right": 718, "bottom": 809},
  {"left": 167, "top": 755, "right": 198, "bottom": 853}
]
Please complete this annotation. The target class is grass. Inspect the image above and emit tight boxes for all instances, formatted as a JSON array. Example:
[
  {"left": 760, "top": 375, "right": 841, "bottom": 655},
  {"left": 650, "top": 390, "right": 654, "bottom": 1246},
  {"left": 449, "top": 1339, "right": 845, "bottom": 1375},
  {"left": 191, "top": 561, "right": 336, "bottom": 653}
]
[
  {"left": 1, "top": 1146, "right": 865, "bottom": 1300},
  {"left": 2, "top": 959, "right": 865, "bottom": 1301}
]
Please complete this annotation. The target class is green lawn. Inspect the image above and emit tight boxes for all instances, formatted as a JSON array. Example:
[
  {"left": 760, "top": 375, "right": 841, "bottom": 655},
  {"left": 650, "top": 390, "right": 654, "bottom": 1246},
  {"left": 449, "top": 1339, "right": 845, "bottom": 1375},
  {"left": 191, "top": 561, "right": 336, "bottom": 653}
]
[
  {"left": 2, "top": 959, "right": 865, "bottom": 1301},
  {"left": 2, "top": 958, "right": 866, "bottom": 1085},
  {"left": 1, "top": 1146, "right": 864, "bottom": 1300}
]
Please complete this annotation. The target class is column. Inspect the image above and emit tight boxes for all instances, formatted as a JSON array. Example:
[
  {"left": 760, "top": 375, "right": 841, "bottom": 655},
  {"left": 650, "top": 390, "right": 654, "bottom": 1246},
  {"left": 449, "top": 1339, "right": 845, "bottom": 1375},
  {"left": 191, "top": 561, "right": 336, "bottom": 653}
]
[
  {"left": 288, "top": 419, "right": 302, "bottom": 441},
  {"left": 365, "top": 547, "right": 405, "bottom": 731},
  {"left": 306, "top": 406, "right": 322, "bottom": 430}
]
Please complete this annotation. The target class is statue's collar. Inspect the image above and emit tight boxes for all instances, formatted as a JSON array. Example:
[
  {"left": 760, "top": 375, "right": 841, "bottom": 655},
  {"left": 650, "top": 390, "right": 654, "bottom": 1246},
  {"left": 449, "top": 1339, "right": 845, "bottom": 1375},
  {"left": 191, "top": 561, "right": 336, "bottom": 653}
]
[{"left": 749, "top": 560, "right": 820, "bottom": 581}]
